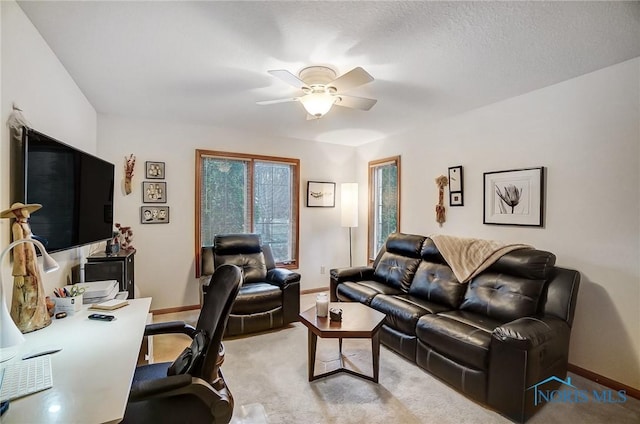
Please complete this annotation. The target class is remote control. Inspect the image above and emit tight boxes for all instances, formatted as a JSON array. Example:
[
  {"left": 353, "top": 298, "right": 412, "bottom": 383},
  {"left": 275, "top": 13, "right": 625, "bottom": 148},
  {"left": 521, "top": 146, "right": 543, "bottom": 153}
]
[{"left": 88, "top": 313, "right": 115, "bottom": 321}]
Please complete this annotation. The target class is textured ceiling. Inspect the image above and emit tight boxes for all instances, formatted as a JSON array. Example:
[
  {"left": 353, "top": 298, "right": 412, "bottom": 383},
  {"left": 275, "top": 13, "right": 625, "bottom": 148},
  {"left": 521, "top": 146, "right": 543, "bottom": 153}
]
[{"left": 17, "top": 1, "right": 640, "bottom": 146}]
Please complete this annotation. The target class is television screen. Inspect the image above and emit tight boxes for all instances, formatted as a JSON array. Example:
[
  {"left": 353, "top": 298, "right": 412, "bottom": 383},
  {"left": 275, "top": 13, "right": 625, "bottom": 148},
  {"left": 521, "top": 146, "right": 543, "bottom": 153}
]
[{"left": 12, "top": 128, "right": 115, "bottom": 253}]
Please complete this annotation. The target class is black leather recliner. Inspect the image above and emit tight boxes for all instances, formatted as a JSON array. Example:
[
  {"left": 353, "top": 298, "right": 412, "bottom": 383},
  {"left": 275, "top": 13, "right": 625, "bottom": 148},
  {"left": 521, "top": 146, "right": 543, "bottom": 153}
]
[{"left": 201, "top": 234, "right": 301, "bottom": 336}]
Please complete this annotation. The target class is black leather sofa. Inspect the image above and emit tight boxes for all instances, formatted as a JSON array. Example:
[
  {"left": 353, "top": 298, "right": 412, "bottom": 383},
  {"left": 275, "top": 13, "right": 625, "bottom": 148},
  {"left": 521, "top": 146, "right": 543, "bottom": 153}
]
[
  {"left": 330, "top": 233, "right": 580, "bottom": 423},
  {"left": 201, "top": 234, "right": 301, "bottom": 336}
]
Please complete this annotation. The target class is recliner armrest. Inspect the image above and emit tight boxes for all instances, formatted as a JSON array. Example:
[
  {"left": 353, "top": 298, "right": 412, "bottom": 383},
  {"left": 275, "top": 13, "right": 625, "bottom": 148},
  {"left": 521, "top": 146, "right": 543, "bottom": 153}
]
[
  {"left": 329, "top": 266, "right": 375, "bottom": 301},
  {"left": 144, "top": 321, "right": 197, "bottom": 338},
  {"left": 129, "top": 374, "right": 193, "bottom": 402},
  {"left": 330, "top": 266, "right": 375, "bottom": 282},
  {"left": 492, "top": 315, "right": 569, "bottom": 350},
  {"left": 266, "top": 268, "right": 301, "bottom": 289}
]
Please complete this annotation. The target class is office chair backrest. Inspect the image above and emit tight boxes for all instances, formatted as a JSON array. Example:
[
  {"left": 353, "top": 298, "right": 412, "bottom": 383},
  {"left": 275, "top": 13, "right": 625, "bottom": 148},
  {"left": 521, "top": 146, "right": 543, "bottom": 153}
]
[{"left": 196, "top": 263, "right": 243, "bottom": 383}]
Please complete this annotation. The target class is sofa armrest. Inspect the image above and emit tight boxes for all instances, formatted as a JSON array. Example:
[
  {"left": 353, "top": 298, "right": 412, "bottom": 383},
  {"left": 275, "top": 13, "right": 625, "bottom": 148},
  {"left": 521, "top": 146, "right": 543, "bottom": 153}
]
[
  {"left": 488, "top": 315, "right": 571, "bottom": 422},
  {"left": 266, "top": 268, "right": 301, "bottom": 289},
  {"left": 492, "top": 315, "right": 569, "bottom": 350},
  {"left": 329, "top": 266, "right": 375, "bottom": 301}
]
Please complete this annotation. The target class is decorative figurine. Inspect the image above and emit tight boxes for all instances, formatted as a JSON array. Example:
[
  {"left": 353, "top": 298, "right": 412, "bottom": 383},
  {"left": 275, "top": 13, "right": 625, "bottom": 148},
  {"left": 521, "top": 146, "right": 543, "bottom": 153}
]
[
  {"left": 0, "top": 202, "right": 51, "bottom": 333},
  {"left": 435, "top": 175, "right": 448, "bottom": 227},
  {"left": 124, "top": 154, "right": 136, "bottom": 195}
]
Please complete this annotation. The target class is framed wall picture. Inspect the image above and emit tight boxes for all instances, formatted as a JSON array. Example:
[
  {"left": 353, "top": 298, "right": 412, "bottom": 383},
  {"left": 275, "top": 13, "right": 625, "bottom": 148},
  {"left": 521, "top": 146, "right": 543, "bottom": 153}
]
[
  {"left": 448, "top": 166, "right": 463, "bottom": 206},
  {"left": 306, "top": 181, "right": 335, "bottom": 207},
  {"left": 141, "top": 206, "right": 170, "bottom": 224},
  {"left": 142, "top": 181, "right": 167, "bottom": 203},
  {"left": 483, "top": 167, "right": 544, "bottom": 226},
  {"left": 145, "top": 161, "right": 165, "bottom": 179}
]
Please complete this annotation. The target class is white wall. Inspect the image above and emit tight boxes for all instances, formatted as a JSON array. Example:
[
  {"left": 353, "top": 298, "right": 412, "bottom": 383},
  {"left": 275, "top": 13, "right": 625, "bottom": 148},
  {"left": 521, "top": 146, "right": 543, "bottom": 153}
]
[
  {"left": 1, "top": 1, "right": 98, "bottom": 299},
  {"left": 97, "top": 115, "right": 357, "bottom": 310},
  {"left": 355, "top": 58, "right": 640, "bottom": 390}
]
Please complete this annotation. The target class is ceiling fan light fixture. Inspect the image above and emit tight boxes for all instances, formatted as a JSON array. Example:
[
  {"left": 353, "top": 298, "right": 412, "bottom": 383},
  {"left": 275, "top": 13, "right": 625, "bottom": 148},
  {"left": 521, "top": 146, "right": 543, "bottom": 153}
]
[{"left": 299, "top": 92, "right": 336, "bottom": 118}]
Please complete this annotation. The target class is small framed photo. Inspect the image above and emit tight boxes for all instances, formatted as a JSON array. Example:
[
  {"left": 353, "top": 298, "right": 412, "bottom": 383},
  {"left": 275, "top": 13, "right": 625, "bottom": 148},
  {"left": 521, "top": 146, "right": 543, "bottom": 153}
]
[
  {"left": 448, "top": 166, "right": 463, "bottom": 207},
  {"left": 142, "top": 181, "right": 167, "bottom": 203},
  {"left": 450, "top": 192, "right": 463, "bottom": 206},
  {"left": 483, "top": 167, "right": 544, "bottom": 227},
  {"left": 306, "top": 181, "right": 335, "bottom": 207},
  {"left": 145, "top": 161, "right": 165, "bottom": 179},
  {"left": 141, "top": 206, "right": 170, "bottom": 224}
]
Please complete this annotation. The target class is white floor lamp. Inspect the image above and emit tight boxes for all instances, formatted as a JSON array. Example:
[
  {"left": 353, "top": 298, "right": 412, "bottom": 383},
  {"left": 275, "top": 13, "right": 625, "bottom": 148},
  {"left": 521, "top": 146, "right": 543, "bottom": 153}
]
[
  {"left": 0, "top": 238, "right": 59, "bottom": 362},
  {"left": 341, "top": 183, "right": 358, "bottom": 267}
]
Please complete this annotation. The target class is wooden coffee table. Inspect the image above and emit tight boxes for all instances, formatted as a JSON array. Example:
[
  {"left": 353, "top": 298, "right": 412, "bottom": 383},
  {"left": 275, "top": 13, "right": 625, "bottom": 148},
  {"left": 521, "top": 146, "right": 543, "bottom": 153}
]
[{"left": 299, "top": 302, "right": 386, "bottom": 383}]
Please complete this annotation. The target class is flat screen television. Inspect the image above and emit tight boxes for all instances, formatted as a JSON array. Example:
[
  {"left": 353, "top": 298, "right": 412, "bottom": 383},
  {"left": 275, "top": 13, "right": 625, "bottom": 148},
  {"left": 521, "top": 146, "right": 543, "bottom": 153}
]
[{"left": 11, "top": 127, "right": 115, "bottom": 253}]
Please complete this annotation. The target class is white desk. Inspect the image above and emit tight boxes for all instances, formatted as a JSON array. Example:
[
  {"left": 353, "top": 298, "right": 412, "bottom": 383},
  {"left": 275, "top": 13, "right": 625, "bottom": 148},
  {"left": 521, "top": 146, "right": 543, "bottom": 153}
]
[{"left": 1, "top": 297, "right": 151, "bottom": 424}]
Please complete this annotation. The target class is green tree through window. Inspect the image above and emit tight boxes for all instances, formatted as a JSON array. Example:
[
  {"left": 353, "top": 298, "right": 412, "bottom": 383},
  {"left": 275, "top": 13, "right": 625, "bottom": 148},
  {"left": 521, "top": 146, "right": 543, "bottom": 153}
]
[
  {"left": 195, "top": 150, "right": 299, "bottom": 275},
  {"left": 368, "top": 156, "right": 400, "bottom": 261}
]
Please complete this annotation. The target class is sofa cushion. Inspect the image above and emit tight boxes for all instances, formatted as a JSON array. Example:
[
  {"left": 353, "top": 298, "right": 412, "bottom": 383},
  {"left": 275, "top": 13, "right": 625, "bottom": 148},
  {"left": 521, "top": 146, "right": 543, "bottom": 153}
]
[
  {"left": 420, "top": 238, "right": 446, "bottom": 264},
  {"left": 416, "top": 312, "right": 498, "bottom": 371},
  {"left": 374, "top": 254, "right": 421, "bottom": 292},
  {"left": 231, "top": 282, "right": 281, "bottom": 314},
  {"left": 371, "top": 233, "right": 425, "bottom": 292},
  {"left": 487, "top": 249, "right": 556, "bottom": 280},
  {"left": 408, "top": 261, "right": 467, "bottom": 308},
  {"left": 370, "top": 294, "right": 450, "bottom": 335},
  {"left": 336, "top": 281, "right": 402, "bottom": 304},
  {"left": 460, "top": 273, "right": 546, "bottom": 322}
]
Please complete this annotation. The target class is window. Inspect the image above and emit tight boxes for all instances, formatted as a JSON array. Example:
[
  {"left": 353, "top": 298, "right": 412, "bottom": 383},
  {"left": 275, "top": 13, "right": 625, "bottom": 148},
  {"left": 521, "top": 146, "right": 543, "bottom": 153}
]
[
  {"left": 195, "top": 150, "right": 300, "bottom": 276},
  {"left": 368, "top": 156, "right": 400, "bottom": 261}
]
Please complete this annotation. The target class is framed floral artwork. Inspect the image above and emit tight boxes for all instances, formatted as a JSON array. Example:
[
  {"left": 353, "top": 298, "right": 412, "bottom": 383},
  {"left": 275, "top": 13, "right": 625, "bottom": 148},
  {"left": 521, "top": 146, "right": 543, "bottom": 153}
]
[{"left": 483, "top": 167, "right": 544, "bottom": 226}]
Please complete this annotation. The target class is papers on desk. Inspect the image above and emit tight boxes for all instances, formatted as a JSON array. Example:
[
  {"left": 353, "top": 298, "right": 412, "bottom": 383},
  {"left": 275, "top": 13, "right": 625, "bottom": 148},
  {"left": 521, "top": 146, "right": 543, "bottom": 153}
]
[
  {"left": 65, "top": 280, "right": 119, "bottom": 304},
  {"left": 89, "top": 299, "right": 129, "bottom": 311}
]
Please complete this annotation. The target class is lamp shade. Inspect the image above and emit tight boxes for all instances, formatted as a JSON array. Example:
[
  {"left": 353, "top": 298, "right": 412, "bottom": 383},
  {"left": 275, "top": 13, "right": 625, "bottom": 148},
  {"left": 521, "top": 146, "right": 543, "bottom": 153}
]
[
  {"left": 299, "top": 92, "right": 336, "bottom": 117},
  {"left": 0, "top": 238, "right": 59, "bottom": 358},
  {"left": 341, "top": 183, "right": 358, "bottom": 228}
]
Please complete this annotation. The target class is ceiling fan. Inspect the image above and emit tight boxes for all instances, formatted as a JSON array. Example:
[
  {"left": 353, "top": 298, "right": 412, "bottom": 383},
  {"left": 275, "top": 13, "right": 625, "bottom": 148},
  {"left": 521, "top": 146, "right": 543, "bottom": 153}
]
[{"left": 257, "top": 66, "right": 377, "bottom": 119}]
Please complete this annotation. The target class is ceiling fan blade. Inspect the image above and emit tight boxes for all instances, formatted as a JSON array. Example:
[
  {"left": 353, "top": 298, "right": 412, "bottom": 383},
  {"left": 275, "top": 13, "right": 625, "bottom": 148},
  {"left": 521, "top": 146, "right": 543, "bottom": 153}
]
[
  {"left": 256, "top": 97, "right": 299, "bottom": 105},
  {"left": 327, "top": 67, "right": 374, "bottom": 92},
  {"left": 334, "top": 95, "right": 377, "bottom": 111},
  {"left": 268, "top": 70, "right": 309, "bottom": 90}
]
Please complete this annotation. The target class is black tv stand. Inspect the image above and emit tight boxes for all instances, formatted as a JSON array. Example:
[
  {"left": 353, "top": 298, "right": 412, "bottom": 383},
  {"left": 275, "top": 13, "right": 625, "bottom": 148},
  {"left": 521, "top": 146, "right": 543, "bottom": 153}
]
[{"left": 86, "top": 249, "right": 136, "bottom": 299}]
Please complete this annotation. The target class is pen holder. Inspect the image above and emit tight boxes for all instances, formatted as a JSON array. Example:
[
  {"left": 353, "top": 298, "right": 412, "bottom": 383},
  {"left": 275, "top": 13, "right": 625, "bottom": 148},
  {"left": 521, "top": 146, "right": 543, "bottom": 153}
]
[{"left": 54, "top": 294, "right": 83, "bottom": 314}]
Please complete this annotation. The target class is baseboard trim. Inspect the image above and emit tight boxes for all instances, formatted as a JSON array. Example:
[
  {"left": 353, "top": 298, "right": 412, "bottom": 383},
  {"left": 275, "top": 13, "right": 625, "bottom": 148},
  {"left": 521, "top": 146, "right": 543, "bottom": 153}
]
[
  {"left": 300, "top": 287, "right": 329, "bottom": 295},
  {"left": 151, "top": 304, "right": 200, "bottom": 315},
  {"left": 568, "top": 363, "right": 640, "bottom": 400}
]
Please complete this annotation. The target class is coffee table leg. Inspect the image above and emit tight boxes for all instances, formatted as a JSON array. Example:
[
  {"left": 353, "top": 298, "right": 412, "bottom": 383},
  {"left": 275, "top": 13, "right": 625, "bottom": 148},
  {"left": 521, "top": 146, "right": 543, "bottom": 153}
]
[
  {"left": 308, "top": 329, "right": 318, "bottom": 381},
  {"left": 372, "top": 331, "right": 380, "bottom": 383}
]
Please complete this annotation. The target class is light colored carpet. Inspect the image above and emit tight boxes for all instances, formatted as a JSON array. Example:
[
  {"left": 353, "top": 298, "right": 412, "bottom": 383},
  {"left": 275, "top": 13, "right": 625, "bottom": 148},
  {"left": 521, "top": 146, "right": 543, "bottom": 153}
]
[
  {"left": 152, "top": 303, "right": 640, "bottom": 424},
  {"left": 220, "top": 323, "right": 640, "bottom": 424}
]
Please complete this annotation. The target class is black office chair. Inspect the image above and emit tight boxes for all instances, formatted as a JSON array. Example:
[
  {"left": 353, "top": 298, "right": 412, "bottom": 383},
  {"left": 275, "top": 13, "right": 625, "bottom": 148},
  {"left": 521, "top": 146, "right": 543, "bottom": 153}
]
[{"left": 122, "top": 264, "right": 243, "bottom": 424}]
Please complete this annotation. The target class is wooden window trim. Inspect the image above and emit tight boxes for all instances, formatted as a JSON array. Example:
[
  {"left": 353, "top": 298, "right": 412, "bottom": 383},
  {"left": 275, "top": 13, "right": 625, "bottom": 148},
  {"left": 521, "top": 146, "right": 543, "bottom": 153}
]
[
  {"left": 195, "top": 149, "right": 300, "bottom": 277},
  {"left": 367, "top": 155, "right": 401, "bottom": 263}
]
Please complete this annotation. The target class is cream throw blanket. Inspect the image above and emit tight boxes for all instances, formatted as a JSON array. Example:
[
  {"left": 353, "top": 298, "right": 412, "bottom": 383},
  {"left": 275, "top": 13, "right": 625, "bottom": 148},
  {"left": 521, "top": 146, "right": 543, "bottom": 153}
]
[{"left": 430, "top": 234, "right": 531, "bottom": 283}]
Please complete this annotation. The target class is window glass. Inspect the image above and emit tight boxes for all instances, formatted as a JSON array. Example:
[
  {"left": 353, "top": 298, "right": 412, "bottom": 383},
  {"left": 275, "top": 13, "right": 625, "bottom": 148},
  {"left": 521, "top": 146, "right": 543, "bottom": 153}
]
[
  {"left": 368, "top": 156, "right": 400, "bottom": 261},
  {"left": 196, "top": 151, "right": 299, "bottom": 275}
]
